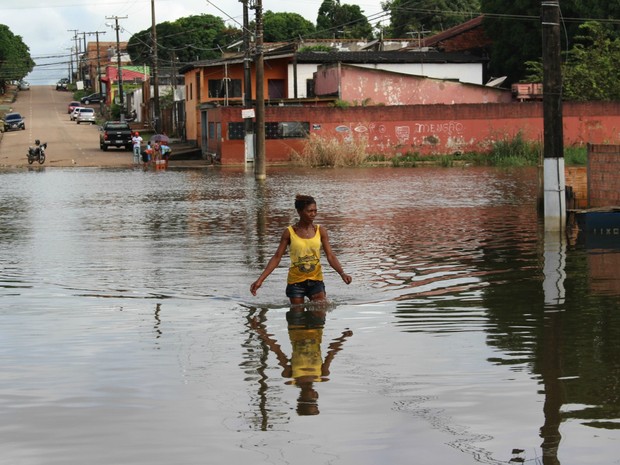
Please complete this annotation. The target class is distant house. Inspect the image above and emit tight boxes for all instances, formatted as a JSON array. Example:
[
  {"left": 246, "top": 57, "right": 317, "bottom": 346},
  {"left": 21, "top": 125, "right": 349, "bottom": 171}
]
[{"left": 101, "top": 65, "right": 149, "bottom": 106}]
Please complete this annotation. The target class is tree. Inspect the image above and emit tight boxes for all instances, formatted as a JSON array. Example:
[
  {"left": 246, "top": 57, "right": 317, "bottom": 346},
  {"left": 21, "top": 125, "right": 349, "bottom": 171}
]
[
  {"left": 0, "top": 25, "right": 34, "bottom": 86},
  {"left": 316, "top": 0, "right": 374, "bottom": 39},
  {"left": 382, "top": 0, "right": 481, "bottom": 38},
  {"left": 481, "top": 0, "right": 620, "bottom": 85},
  {"left": 525, "top": 22, "right": 620, "bottom": 101},
  {"left": 263, "top": 11, "right": 316, "bottom": 42},
  {"left": 127, "top": 15, "right": 242, "bottom": 67}
]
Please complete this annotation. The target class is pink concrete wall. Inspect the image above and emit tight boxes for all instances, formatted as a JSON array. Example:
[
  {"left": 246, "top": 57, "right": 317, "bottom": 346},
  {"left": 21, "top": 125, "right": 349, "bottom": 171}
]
[
  {"left": 336, "top": 65, "right": 512, "bottom": 105},
  {"left": 210, "top": 102, "right": 620, "bottom": 164}
]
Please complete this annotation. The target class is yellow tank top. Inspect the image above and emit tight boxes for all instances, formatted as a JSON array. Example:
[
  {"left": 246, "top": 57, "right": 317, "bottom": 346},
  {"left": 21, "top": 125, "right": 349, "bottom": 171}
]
[
  {"left": 287, "top": 225, "right": 323, "bottom": 284},
  {"left": 289, "top": 327, "right": 324, "bottom": 381}
]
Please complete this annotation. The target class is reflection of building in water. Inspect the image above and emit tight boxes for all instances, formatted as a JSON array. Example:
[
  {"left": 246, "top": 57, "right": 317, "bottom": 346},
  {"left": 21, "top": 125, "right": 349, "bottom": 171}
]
[{"left": 588, "top": 252, "right": 620, "bottom": 296}]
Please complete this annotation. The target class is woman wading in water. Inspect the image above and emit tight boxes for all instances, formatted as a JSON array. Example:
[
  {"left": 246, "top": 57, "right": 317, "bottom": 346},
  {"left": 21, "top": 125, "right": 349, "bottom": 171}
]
[{"left": 250, "top": 194, "right": 352, "bottom": 306}]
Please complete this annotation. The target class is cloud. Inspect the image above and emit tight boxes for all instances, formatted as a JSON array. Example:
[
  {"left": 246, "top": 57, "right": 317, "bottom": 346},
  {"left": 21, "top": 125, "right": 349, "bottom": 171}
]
[{"left": 2, "top": 0, "right": 384, "bottom": 84}]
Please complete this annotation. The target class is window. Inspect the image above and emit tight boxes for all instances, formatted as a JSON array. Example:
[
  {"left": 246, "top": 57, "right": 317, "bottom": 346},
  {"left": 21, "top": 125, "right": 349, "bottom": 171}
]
[
  {"left": 228, "top": 121, "right": 309, "bottom": 140},
  {"left": 266, "top": 122, "right": 309, "bottom": 139},
  {"left": 228, "top": 122, "right": 245, "bottom": 140},
  {"left": 208, "top": 79, "right": 242, "bottom": 98},
  {"left": 306, "top": 79, "right": 315, "bottom": 98},
  {"left": 268, "top": 79, "right": 285, "bottom": 99}
]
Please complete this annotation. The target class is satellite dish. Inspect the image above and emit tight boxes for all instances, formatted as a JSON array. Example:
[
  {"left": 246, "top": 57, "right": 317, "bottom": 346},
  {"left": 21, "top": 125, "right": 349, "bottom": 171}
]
[{"left": 486, "top": 76, "right": 507, "bottom": 87}]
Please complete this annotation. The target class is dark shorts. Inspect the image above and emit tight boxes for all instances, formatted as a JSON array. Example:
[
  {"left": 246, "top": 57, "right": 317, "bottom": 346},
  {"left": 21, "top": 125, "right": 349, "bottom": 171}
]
[{"left": 285, "top": 279, "right": 326, "bottom": 299}]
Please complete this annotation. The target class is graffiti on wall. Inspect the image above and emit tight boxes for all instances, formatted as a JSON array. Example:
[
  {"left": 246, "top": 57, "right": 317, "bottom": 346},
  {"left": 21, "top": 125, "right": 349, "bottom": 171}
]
[{"left": 327, "top": 120, "right": 470, "bottom": 153}]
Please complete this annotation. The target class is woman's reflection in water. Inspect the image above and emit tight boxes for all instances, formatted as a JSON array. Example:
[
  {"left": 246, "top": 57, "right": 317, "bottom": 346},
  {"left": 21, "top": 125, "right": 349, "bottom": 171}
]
[{"left": 251, "top": 306, "right": 352, "bottom": 416}]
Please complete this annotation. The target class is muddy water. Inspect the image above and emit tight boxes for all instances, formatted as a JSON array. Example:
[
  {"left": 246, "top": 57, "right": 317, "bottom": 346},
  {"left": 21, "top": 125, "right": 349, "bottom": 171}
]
[{"left": 1, "top": 166, "right": 618, "bottom": 465}]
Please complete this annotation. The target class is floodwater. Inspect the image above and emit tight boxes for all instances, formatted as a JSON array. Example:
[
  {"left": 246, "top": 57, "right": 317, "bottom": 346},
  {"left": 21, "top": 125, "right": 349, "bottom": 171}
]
[{"left": 1, "top": 166, "right": 619, "bottom": 465}]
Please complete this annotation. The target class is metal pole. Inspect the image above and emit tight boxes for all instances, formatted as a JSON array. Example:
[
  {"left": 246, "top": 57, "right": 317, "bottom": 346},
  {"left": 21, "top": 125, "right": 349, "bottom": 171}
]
[
  {"left": 151, "top": 0, "right": 161, "bottom": 134},
  {"left": 541, "top": 0, "right": 565, "bottom": 232},
  {"left": 254, "top": 0, "right": 266, "bottom": 180},
  {"left": 67, "top": 30, "right": 78, "bottom": 82},
  {"left": 241, "top": 0, "right": 254, "bottom": 163},
  {"left": 106, "top": 16, "right": 127, "bottom": 120}
]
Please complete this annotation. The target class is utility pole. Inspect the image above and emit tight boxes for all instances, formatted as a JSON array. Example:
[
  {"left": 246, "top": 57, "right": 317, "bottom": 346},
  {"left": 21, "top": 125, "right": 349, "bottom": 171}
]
[
  {"left": 66, "top": 47, "right": 74, "bottom": 82},
  {"left": 85, "top": 31, "right": 106, "bottom": 92},
  {"left": 241, "top": 0, "right": 254, "bottom": 162},
  {"left": 253, "top": 0, "right": 266, "bottom": 180},
  {"left": 541, "top": 0, "right": 565, "bottom": 231},
  {"left": 106, "top": 16, "right": 127, "bottom": 120},
  {"left": 67, "top": 30, "right": 79, "bottom": 82},
  {"left": 151, "top": 0, "right": 161, "bottom": 134}
]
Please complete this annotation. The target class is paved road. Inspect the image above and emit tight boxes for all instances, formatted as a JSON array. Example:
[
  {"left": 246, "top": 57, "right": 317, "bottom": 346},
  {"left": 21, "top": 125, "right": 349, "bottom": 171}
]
[{"left": 0, "top": 86, "right": 133, "bottom": 168}]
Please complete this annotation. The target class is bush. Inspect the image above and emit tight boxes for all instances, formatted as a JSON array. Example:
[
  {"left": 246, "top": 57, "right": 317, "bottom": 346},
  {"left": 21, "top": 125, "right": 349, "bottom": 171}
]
[
  {"left": 292, "top": 134, "right": 369, "bottom": 167},
  {"left": 486, "top": 132, "right": 541, "bottom": 167},
  {"left": 564, "top": 145, "right": 587, "bottom": 165}
]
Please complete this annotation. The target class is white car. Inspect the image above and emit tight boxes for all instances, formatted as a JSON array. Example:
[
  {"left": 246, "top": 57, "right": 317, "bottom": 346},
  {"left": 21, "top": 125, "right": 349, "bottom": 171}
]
[
  {"left": 70, "top": 107, "right": 84, "bottom": 121},
  {"left": 76, "top": 108, "right": 96, "bottom": 124}
]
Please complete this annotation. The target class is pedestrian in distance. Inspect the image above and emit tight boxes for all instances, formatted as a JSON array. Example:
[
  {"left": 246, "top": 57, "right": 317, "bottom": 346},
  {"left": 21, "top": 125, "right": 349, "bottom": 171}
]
[
  {"left": 131, "top": 131, "right": 143, "bottom": 164},
  {"left": 250, "top": 194, "right": 352, "bottom": 307}
]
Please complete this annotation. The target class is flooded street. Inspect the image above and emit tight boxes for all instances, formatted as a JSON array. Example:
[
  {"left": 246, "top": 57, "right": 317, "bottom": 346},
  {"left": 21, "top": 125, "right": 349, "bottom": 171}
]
[{"left": 1, "top": 166, "right": 619, "bottom": 465}]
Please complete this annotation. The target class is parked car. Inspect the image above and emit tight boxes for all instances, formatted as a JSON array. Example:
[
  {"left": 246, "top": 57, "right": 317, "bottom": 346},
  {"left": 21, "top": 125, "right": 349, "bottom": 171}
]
[
  {"left": 70, "top": 107, "right": 85, "bottom": 121},
  {"left": 56, "top": 78, "right": 69, "bottom": 91},
  {"left": 68, "top": 101, "right": 81, "bottom": 114},
  {"left": 76, "top": 108, "right": 96, "bottom": 124},
  {"left": 99, "top": 121, "right": 133, "bottom": 151},
  {"left": 18, "top": 81, "right": 30, "bottom": 91},
  {"left": 80, "top": 93, "right": 104, "bottom": 105},
  {"left": 3, "top": 112, "right": 25, "bottom": 131}
]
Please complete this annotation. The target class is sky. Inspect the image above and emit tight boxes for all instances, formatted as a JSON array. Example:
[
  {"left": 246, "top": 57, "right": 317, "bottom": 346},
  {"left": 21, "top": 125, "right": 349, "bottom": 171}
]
[{"left": 0, "top": 0, "right": 387, "bottom": 85}]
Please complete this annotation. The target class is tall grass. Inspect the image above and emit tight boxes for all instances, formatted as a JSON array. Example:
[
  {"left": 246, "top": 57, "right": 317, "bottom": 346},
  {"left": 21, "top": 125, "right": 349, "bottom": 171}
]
[
  {"left": 486, "top": 132, "right": 541, "bottom": 167},
  {"left": 564, "top": 145, "right": 587, "bottom": 165},
  {"left": 293, "top": 132, "right": 587, "bottom": 168},
  {"left": 292, "top": 134, "right": 369, "bottom": 167}
]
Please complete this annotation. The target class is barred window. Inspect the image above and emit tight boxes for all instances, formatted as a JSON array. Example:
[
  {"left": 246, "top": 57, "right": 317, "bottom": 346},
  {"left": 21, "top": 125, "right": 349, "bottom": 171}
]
[
  {"left": 228, "top": 122, "right": 245, "bottom": 140},
  {"left": 228, "top": 121, "right": 309, "bottom": 140},
  {"left": 208, "top": 79, "right": 242, "bottom": 98},
  {"left": 266, "top": 122, "right": 309, "bottom": 139}
]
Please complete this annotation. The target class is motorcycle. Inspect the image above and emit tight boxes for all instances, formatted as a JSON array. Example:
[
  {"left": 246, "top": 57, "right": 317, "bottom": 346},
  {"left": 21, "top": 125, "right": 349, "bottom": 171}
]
[{"left": 27, "top": 140, "right": 47, "bottom": 165}]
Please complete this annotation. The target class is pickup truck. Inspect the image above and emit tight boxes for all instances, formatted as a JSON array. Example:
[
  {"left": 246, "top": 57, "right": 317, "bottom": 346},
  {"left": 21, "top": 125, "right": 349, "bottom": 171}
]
[{"left": 99, "top": 121, "right": 133, "bottom": 151}]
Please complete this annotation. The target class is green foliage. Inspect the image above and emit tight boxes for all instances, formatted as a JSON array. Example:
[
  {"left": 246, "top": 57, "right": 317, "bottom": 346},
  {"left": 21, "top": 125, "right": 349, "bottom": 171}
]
[
  {"left": 562, "top": 22, "right": 620, "bottom": 101},
  {"left": 0, "top": 25, "right": 34, "bottom": 84},
  {"left": 298, "top": 45, "right": 334, "bottom": 52},
  {"left": 486, "top": 132, "right": 540, "bottom": 167},
  {"left": 159, "top": 89, "right": 174, "bottom": 109},
  {"left": 263, "top": 11, "right": 315, "bottom": 42},
  {"left": 316, "top": 0, "right": 374, "bottom": 39},
  {"left": 383, "top": 0, "right": 481, "bottom": 38},
  {"left": 564, "top": 145, "right": 587, "bottom": 165},
  {"left": 523, "top": 21, "right": 620, "bottom": 101},
  {"left": 481, "top": 0, "right": 620, "bottom": 85},
  {"left": 127, "top": 15, "right": 241, "bottom": 66},
  {"left": 330, "top": 99, "right": 351, "bottom": 108}
]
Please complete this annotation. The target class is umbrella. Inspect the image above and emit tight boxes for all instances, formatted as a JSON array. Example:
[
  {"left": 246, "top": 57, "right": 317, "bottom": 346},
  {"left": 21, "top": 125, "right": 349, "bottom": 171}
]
[{"left": 150, "top": 134, "right": 170, "bottom": 145}]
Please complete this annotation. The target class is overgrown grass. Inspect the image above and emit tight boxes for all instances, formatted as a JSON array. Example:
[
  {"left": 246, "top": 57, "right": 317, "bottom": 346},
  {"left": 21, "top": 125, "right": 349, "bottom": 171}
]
[
  {"left": 486, "top": 132, "right": 541, "bottom": 167},
  {"left": 292, "top": 134, "right": 369, "bottom": 167},
  {"left": 564, "top": 145, "right": 587, "bottom": 165},
  {"left": 295, "top": 133, "right": 589, "bottom": 169}
]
